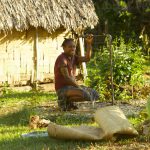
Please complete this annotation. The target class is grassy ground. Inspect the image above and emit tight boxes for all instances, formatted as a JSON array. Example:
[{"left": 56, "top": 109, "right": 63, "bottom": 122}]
[{"left": 0, "top": 91, "right": 150, "bottom": 150}]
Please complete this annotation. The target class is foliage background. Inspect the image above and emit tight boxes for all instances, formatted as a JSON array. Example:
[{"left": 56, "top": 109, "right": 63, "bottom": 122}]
[{"left": 85, "top": 0, "right": 150, "bottom": 101}]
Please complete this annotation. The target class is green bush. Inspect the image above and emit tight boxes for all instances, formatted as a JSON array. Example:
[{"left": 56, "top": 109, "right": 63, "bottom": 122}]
[
  {"left": 93, "top": 0, "right": 150, "bottom": 52},
  {"left": 85, "top": 37, "right": 145, "bottom": 100}
]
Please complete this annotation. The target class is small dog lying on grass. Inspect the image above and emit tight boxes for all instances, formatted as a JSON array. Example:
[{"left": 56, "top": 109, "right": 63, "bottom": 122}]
[{"left": 29, "top": 115, "right": 50, "bottom": 129}]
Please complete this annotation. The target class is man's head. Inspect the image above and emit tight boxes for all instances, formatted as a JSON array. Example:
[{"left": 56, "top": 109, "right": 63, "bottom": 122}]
[{"left": 62, "top": 38, "right": 76, "bottom": 56}]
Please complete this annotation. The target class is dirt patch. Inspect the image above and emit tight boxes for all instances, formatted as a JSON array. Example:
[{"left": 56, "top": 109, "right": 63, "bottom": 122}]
[{"left": 33, "top": 100, "right": 146, "bottom": 122}]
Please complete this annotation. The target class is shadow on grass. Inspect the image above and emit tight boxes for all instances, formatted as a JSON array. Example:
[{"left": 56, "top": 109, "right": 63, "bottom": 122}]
[
  {"left": 0, "top": 105, "right": 94, "bottom": 126},
  {"left": 0, "top": 135, "right": 103, "bottom": 150},
  {"left": 0, "top": 106, "right": 33, "bottom": 126}
]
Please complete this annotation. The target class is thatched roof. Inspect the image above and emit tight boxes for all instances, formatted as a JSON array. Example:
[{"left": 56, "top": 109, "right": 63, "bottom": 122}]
[{"left": 0, "top": 0, "right": 98, "bottom": 33}]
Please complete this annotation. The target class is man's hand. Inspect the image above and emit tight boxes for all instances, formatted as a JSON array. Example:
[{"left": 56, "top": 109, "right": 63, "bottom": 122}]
[
  {"left": 85, "top": 34, "right": 93, "bottom": 44},
  {"left": 78, "top": 34, "right": 93, "bottom": 63}
]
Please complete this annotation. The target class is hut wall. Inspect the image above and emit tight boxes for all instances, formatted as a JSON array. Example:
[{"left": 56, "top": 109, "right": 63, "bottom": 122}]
[
  {"left": 37, "top": 28, "right": 68, "bottom": 83},
  {"left": 0, "top": 27, "right": 70, "bottom": 86},
  {"left": 0, "top": 29, "right": 34, "bottom": 86}
]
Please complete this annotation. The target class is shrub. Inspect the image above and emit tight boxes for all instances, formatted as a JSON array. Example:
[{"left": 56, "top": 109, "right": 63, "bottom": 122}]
[{"left": 85, "top": 37, "right": 145, "bottom": 101}]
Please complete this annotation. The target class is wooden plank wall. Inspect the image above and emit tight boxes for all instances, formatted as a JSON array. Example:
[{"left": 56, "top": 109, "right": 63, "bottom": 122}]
[
  {"left": 0, "top": 27, "right": 70, "bottom": 86},
  {"left": 37, "top": 28, "right": 67, "bottom": 82},
  {"left": 0, "top": 30, "right": 33, "bottom": 86}
]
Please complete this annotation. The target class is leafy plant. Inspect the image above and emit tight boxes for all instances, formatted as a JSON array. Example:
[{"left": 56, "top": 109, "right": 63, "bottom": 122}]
[
  {"left": 113, "top": 37, "right": 144, "bottom": 86},
  {"left": 93, "top": 0, "right": 150, "bottom": 56},
  {"left": 85, "top": 37, "right": 145, "bottom": 100}
]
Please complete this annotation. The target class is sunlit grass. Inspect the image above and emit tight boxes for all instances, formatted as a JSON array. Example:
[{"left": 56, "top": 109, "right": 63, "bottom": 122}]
[
  {"left": 0, "top": 91, "right": 57, "bottom": 108},
  {"left": 0, "top": 92, "right": 101, "bottom": 150},
  {"left": 0, "top": 91, "right": 149, "bottom": 150}
]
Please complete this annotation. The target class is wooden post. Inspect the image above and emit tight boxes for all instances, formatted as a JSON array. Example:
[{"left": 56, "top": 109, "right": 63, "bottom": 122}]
[
  {"left": 107, "top": 34, "right": 115, "bottom": 105},
  {"left": 104, "top": 20, "right": 108, "bottom": 34},
  {"left": 79, "top": 37, "right": 87, "bottom": 79},
  {"left": 32, "top": 28, "right": 38, "bottom": 85}
]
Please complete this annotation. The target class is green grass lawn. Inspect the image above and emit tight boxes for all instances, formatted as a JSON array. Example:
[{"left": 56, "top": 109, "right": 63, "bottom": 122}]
[{"left": 0, "top": 91, "right": 149, "bottom": 150}]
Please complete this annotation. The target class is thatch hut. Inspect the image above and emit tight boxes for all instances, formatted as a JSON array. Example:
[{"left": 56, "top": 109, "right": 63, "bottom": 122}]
[{"left": 0, "top": 0, "right": 98, "bottom": 86}]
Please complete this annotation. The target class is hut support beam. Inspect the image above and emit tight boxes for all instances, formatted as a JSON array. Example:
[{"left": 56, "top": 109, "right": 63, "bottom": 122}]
[
  {"left": 79, "top": 37, "right": 87, "bottom": 79},
  {"left": 32, "top": 28, "right": 38, "bottom": 85}
]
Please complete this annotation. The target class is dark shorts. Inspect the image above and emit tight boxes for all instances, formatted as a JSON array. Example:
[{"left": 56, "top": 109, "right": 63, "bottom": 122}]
[{"left": 56, "top": 85, "right": 99, "bottom": 110}]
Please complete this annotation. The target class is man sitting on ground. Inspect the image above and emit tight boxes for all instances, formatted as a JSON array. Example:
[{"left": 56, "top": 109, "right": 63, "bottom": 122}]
[{"left": 54, "top": 35, "right": 99, "bottom": 111}]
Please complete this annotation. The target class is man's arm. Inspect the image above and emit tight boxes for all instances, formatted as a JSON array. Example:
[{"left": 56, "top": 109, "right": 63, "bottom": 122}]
[
  {"left": 60, "top": 66, "right": 79, "bottom": 88},
  {"left": 78, "top": 34, "right": 93, "bottom": 63}
]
